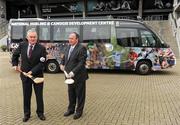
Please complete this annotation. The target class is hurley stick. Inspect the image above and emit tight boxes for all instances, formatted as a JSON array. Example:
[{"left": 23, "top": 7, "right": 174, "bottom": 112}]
[{"left": 15, "top": 67, "right": 44, "bottom": 84}]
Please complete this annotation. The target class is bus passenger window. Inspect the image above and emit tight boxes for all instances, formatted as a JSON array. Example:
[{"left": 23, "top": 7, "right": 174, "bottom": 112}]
[
  {"left": 117, "top": 38, "right": 124, "bottom": 46},
  {"left": 83, "top": 25, "right": 111, "bottom": 43},
  {"left": 12, "top": 26, "right": 23, "bottom": 40},
  {"left": 26, "top": 26, "right": 37, "bottom": 35},
  {"left": 131, "top": 37, "right": 139, "bottom": 47},
  {"left": 117, "top": 32, "right": 129, "bottom": 47},
  {"left": 141, "top": 36, "right": 148, "bottom": 46},
  {"left": 116, "top": 28, "right": 139, "bottom": 47},
  {"left": 39, "top": 26, "right": 50, "bottom": 41},
  {"left": 64, "top": 27, "right": 79, "bottom": 40},
  {"left": 140, "top": 30, "right": 157, "bottom": 47},
  {"left": 53, "top": 25, "right": 80, "bottom": 41},
  {"left": 53, "top": 27, "right": 61, "bottom": 41}
]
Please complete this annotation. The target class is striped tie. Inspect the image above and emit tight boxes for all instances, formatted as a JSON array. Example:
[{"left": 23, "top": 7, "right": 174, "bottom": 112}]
[{"left": 28, "top": 45, "right": 33, "bottom": 58}]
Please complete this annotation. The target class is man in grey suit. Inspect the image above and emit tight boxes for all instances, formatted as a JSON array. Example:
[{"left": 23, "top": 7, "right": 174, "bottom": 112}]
[
  {"left": 12, "top": 29, "right": 47, "bottom": 122},
  {"left": 60, "top": 32, "right": 88, "bottom": 120}
]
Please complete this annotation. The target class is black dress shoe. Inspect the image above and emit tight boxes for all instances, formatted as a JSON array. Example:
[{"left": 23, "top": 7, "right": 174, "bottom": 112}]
[
  {"left": 23, "top": 116, "right": 30, "bottom": 122},
  {"left": 38, "top": 114, "right": 46, "bottom": 121},
  {"left": 64, "top": 110, "right": 74, "bottom": 117},
  {"left": 73, "top": 113, "right": 82, "bottom": 120}
]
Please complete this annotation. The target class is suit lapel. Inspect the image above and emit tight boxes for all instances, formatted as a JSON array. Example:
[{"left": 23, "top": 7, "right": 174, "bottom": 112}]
[
  {"left": 65, "top": 44, "right": 79, "bottom": 65},
  {"left": 65, "top": 45, "right": 70, "bottom": 64},
  {"left": 24, "top": 42, "right": 30, "bottom": 62}
]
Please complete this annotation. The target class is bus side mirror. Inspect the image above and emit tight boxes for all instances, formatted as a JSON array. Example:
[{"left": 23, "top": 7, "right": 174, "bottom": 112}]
[
  {"left": 165, "top": 43, "right": 170, "bottom": 48},
  {"left": 161, "top": 43, "right": 170, "bottom": 48}
]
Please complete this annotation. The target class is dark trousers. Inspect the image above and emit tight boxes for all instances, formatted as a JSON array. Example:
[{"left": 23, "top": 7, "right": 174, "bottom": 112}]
[
  {"left": 22, "top": 77, "right": 44, "bottom": 116},
  {"left": 67, "top": 80, "right": 86, "bottom": 114}
]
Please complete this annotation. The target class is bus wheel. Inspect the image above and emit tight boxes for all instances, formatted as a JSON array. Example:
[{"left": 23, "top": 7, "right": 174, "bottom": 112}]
[
  {"left": 46, "top": 60, "right": 60, "bottom": 73},
  {"left": 136, "top": 61, "right": 151, "bottom": 75}
]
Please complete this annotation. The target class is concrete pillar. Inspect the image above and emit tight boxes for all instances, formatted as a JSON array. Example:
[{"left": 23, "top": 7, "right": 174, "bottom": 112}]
[
  {"left": 0, "top": 0, "right": 6, "bottom": 20},
  {"left": 34, "top": 3, "right": 42, "bottom": 18},
  {"left": 83, "top": 0, "right": 87, "bottom": 19},
  {"left": 138, "top": 0, "right": 143, "bottom": 19}
]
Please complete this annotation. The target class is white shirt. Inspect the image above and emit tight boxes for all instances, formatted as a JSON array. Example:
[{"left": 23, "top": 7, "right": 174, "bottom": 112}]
[{"left": 68, "top": 46, "right": 74, "bottom": 59}]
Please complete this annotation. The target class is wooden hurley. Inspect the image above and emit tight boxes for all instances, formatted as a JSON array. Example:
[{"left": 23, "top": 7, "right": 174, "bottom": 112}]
[
  {"left": 22, "top": 72, "right": 44, "bottom": 84},
  {"left": 16, "top": 68, "right": 44, "bottom": 84}
]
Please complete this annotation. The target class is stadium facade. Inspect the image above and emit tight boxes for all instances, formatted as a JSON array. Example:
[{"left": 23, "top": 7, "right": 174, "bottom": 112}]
[{"left": 0, "top": 0, "right": 174, "bottom": 20}]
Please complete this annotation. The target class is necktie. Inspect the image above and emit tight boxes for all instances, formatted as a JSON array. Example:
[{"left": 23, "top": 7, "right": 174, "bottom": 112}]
[
  {"left": 68, "top": 46, "right": 73, "bottom": 59},
  {"left": 28, "top": 45, "right": 33, "bottom": 58}
]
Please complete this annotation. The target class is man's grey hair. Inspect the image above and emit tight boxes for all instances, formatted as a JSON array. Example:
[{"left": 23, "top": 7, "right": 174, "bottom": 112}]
[{"left": 26, "top": 28, "right": 37, "bottom": 37}]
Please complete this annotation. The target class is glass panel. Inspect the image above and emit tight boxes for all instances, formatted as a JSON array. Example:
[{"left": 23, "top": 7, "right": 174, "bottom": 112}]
[
  {"left": 12, "top": 26, "right": 23, "bottom": 39},
  {"left": 53, "top": 26, "right": 61, "bottom": 40},
  {"left": 140, "top": 30, "right": 156, "bottom": 47},
  {"left": 39, "top": 26, "right": 50, "bottom": 40},
  {"left": 116, "top": 28, "right": 139, "bottom": 47},
  {"left": 25, "top": 26, "right": 37, "bottom": 33},
  {"left": 25, "top": 26, "right": 37, "bottom": 39},
  {"left": 83, "top": 25, "right": 111, "bottom": 42},
  {"left": 64, "top": 27, "right": 79, "bottom": 40},
  {"left": 53, "top": 25, "right": 80, "bottom": 41}
]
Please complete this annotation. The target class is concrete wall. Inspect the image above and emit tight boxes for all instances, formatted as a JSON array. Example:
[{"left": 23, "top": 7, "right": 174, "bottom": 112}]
[{"left": 0, "top": 35, "right": 7, "bottom": 46}]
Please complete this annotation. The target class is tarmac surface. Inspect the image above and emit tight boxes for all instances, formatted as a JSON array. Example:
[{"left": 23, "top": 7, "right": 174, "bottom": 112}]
[{"left": 1, "top": 51, "right": 180, "bottom": 125}]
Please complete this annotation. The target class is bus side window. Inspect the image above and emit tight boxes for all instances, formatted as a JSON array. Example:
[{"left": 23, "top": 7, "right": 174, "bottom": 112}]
[
  {"left": 53, "top": 27, "right": 61, "bottom": 41},
  {"left": 64, "top": 27, "right": 80, "bottom": 40},
  {"left": 141, "top": 36, "right": 148, "bottom": 46},
  {"left": 131, "top": 37, "right": 139, "bottom": 47},
  {"left": 26, "top": 26, "right": 37, "bottom": 34},
  {"left": 83, "top": 24, "right": 111, "bottom": 45},
  {"left": 25, "top": 26, "right": 38, "bottom": 41},
  {"left": 117, "top": 32, "right": 129, "bottom": 47},
  {"left": 117, "top": 37, "right": 124, "bottom": 46},
  {"left": 12, "top": 26, "right": 23, "bottom": 40},
  {"left": 140, "top": 30, "right": 157, "bottom": 47},
  {"left": 52, "top": 25, "right": 80, "bottom": 42},
  {"left": 116, "top": 28, "right": 139, "bottom": 47},
  {"left": 39, "top": 26, "right": 50, "bottom": 41}
]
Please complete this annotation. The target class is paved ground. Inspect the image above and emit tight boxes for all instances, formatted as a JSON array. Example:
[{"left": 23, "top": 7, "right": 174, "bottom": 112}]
[{"left": 1, "top": 52, "right": 180, "bottom": 125}]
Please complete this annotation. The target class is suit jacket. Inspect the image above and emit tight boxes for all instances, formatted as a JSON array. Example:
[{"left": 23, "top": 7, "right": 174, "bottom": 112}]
[
  {"left": 12, "top": 41, "right": 47, "bottom": 77},
  {"left": 61, "top": 43, "right": 88, "bottom": 82}
]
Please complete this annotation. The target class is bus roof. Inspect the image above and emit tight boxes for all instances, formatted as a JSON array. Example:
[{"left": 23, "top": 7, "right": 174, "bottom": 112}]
[{"left": 9, "top": 18, "right": 143, "bottom": 24}]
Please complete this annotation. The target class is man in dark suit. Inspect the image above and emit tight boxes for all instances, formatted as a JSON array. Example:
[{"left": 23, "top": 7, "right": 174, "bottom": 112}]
[
  {"left": 12, "top": 29, "right": 47, "bottom": 122},
  {"left": 60, "top": 32, "right": 88, "bottom": 120}
]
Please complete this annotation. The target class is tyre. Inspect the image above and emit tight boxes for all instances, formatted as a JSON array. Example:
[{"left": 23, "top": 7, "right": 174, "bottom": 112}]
[
  {"left": 46, "top": 60, "right": 60, "bottom": 73},
  {"left": 136, "top": 61, "right": 151, "bottom": 75}
]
